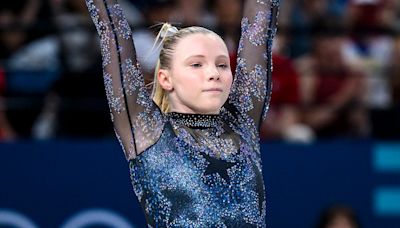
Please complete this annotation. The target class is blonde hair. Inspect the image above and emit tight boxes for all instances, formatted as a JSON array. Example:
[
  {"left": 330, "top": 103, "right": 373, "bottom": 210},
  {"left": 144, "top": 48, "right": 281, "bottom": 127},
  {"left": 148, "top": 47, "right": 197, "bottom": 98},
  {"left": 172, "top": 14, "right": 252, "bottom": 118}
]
[{"left": 151, "top": 23, "right": 218, "bottom": 113}]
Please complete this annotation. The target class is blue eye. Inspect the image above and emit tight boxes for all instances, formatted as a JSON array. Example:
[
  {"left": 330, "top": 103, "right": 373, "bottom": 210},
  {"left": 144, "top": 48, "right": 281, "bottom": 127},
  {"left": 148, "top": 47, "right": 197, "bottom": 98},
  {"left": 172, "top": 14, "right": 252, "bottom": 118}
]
[
  {"left": 190, "top": 63, "right": 202, "bottom": 68},
  {"left": 218, "top": 64, "right": 228, "bottom": 69}
]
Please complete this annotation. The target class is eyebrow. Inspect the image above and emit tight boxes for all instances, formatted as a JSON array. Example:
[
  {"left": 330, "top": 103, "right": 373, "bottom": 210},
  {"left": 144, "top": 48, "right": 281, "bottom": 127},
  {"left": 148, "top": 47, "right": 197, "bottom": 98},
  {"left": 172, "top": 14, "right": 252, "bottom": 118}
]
[{"left": 184, "top": 54, "right": 229, "bottom": 61}]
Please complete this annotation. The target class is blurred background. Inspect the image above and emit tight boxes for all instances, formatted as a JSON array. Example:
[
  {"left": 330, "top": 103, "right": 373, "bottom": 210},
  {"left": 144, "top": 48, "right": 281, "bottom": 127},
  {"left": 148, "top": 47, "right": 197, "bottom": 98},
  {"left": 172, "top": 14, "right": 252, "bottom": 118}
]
[{"left": 0, "top": 0, "right": 399, "bottom": 227}]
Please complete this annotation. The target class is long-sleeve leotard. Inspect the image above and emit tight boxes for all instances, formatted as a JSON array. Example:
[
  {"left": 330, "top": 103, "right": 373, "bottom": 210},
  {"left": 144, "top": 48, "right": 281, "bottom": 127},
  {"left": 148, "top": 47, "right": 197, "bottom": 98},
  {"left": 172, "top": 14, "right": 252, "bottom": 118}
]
[{"left": 85, "top": 0, "right": 279, "bottom": 160}]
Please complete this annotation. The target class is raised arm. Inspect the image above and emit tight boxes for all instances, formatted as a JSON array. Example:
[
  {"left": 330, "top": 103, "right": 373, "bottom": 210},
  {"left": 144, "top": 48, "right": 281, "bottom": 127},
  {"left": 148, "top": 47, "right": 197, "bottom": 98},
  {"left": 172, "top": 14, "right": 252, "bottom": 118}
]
[
  {"left": 85, "top": 0, "right": 164, "bottom": 160},
  {"left": 228, "top": 0, "right": 279, "bottom": 129}
]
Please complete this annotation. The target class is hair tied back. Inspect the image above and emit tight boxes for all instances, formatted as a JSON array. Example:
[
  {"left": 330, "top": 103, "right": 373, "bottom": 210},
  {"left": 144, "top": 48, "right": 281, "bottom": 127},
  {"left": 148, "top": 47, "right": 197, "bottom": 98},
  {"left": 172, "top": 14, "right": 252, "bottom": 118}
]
[
  {"left": 147, "top": 23, "right": 179, "bottom": 61},
  {"left": 159, "top": 23, "right": 179, "bottom": 39}
]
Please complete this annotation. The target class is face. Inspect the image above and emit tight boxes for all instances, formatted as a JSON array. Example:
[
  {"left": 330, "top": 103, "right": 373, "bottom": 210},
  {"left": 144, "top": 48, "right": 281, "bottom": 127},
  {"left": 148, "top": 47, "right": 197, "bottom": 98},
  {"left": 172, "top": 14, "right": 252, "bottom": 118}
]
[
  {"left": 326, "top": 215, "right": 356, "bottom": 228},
  {"left": 214, "top": 0, "right": 241, "bottom": 27},
  {"left": 314, "top": 36, "right": 344, "bottom": 69},
  {"left": 159, "top": 33, "right": 233, "bottom": 114}
]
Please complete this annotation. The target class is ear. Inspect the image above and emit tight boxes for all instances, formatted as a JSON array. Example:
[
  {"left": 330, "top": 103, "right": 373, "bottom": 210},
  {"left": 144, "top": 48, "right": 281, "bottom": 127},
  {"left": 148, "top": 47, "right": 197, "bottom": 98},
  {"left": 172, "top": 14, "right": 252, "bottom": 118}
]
[{"left": 157, "top": 69, "right": 173, "bottom": 91}]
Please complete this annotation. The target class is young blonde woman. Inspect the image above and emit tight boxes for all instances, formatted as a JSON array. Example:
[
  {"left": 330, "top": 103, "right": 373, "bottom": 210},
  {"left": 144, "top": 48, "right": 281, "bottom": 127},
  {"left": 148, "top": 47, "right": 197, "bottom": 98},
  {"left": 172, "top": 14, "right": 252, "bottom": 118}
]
[{"left": 85, "top": 0, "right": 279, "bottom": 226}]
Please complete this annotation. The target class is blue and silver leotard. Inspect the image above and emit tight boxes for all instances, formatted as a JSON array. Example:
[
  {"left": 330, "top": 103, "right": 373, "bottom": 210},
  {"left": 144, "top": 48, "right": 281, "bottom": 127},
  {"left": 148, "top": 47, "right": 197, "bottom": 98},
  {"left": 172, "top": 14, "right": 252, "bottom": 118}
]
[{"left": 85, "top": 0, "right": 279, "bottom": 226}]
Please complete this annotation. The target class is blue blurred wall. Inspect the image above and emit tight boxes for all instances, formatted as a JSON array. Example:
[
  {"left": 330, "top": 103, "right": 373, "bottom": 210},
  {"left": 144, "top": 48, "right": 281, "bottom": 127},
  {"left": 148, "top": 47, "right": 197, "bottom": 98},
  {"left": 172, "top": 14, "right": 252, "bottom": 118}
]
[{"left": 0, "top": 140, "right": 399, "bottom": 227}]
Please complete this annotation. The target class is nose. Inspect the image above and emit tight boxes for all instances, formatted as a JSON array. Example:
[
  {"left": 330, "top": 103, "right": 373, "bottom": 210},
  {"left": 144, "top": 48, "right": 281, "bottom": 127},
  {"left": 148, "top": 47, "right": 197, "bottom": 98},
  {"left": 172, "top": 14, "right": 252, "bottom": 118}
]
[{"left": 207, "top": 66, "right": 220, "bottom": 81}]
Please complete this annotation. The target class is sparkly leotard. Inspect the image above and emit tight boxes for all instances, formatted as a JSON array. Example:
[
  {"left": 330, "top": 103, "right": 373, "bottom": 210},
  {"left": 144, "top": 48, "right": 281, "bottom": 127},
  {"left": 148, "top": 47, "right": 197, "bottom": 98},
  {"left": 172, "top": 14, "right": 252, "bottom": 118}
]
[{"left": 85, "top": 0, "right": 279, "bottom": 227}]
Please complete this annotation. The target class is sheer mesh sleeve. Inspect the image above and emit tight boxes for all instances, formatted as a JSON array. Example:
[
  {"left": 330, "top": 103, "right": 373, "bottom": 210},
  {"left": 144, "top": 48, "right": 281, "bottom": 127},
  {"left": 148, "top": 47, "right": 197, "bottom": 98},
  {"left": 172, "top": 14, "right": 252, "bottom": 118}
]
[
  {"left": 85, "top": 0, "right": 164, "bottom": 160},
  {"left": 228, "top": 0, "right": 279, "bottom": 129}
]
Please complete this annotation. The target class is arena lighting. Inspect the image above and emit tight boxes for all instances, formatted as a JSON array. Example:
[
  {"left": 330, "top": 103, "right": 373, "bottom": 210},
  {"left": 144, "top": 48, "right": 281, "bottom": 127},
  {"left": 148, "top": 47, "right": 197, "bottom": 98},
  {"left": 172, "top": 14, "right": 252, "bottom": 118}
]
[
  {"left": 352, "top": 0, "right": 379, "bottom": 4},
  {"left": 0, "top": 209, "right": 38, "bottom": 228},
  {"left": 60, "top": 209, "right": 135, "bottom": 228},
  {"left": 0, "top": 208, "right": 136, "bottom": 228}
]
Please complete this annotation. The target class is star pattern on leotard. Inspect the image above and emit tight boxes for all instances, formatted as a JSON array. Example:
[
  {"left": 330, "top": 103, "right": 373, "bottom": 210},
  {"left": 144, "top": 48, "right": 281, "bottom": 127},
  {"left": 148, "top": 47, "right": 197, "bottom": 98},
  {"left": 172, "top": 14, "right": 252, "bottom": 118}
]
[{"left": 201, "top": 152, "right": 236, "bottom": 183}]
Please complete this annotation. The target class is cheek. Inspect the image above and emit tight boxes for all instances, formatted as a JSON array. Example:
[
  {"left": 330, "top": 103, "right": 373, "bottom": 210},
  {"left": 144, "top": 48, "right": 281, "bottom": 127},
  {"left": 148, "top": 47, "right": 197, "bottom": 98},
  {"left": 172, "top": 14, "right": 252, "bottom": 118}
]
[
  {"left": 173, "top": 72, "right": 202, "bottom": 97},
  {"left": 229, "top": 74, "right": 233, "bottom": 85},
  {"left": 173, "top": 69, "right": 195, "bottom": 87},
  {"left": 182, "top": 75, "right": 202, "bottom": 91},
  {"left": 224, "top": 73, "right": 233, "bottom": 88}
]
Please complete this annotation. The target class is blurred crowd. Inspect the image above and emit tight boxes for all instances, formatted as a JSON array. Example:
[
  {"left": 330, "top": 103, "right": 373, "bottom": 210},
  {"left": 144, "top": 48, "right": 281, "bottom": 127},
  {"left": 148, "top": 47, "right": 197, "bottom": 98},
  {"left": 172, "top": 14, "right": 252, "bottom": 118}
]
[{"left": 0, "top": 0, "right": 399, "bottom": 142}]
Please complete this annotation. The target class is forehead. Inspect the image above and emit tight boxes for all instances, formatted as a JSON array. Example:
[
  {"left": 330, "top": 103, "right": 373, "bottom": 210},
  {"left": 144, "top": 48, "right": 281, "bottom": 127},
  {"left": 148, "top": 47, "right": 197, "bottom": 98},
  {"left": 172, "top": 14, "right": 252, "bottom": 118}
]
[{"left": 173, "top": 33, "right": 229, "bottom": 58}]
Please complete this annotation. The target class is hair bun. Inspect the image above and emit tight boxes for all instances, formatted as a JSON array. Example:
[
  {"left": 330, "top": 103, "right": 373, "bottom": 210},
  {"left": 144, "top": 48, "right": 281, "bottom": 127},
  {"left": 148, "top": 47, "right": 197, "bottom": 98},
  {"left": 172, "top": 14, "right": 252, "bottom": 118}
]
[{"left": 159, "top": 23, "right": 179, "bottom": 38}]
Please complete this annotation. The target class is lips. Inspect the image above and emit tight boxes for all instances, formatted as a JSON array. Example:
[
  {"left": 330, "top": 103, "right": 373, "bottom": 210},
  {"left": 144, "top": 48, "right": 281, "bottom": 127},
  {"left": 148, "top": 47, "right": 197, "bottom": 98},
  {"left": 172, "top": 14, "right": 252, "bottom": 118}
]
[{"left": 203, "top": 88, "right": 223, "bottom": 92}]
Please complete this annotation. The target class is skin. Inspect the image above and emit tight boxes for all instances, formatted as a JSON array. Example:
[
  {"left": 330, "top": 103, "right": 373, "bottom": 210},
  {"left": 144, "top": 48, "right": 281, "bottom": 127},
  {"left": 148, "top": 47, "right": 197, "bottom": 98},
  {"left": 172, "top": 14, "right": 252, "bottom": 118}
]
[
  {"left": 326, "top": 215, "right": 356, "bottom": 228},
  {"left": 158, "top": 33, "right": 233, "bottom": 114}
]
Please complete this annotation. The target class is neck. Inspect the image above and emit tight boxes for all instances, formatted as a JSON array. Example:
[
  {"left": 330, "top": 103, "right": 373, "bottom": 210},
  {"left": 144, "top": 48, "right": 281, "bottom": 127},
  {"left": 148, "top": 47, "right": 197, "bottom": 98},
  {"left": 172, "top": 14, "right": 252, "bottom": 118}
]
[
  {"left": 169, "top": 110, "right": 220, "bottom": 115},
  {"left": 168, "top": 106, "right": 220, "bottom": 115},
  {"left": 167, "top": 112, "right": 221, "bottom": 128}
]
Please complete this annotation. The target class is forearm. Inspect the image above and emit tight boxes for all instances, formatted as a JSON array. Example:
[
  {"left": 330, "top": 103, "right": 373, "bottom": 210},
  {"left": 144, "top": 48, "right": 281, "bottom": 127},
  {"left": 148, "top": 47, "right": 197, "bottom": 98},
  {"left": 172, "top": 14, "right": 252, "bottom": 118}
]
[
  {"left": 85, "top": 0, "right": 164, "bottom": 160},
  {"left": 230, "top": 0, "right": 280, "bottom": 125}
]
